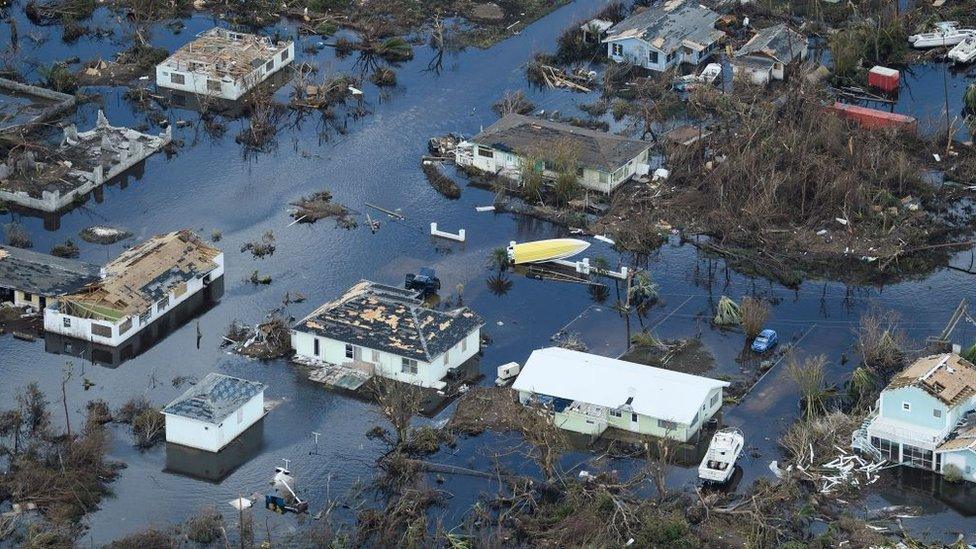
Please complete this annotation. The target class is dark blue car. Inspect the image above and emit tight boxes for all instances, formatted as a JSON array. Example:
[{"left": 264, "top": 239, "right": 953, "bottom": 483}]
[{"left": 751, "top": 329, "right": 778, "bottom": 353}]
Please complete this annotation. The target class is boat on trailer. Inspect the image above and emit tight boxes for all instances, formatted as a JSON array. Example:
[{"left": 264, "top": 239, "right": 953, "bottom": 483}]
[
  {"left": 698, "top": 427, "right": 744, "bottom": 484},
  {"left": 909, "top": 22, "right": 976, "bottom": 49},
  {"left": 949, "top": 36, "right": 976, "bottom": 63}
]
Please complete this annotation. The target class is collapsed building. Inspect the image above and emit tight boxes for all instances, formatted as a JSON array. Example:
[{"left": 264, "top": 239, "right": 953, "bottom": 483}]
[
  {"left": 43, "top": 229, "right": 224, "bottom": 347},
  {"left": 0, "top": 110, "right": 171, "bottom": 212},
  {"left": 155, "top": 27, "right": 294, "bottom": 101}
]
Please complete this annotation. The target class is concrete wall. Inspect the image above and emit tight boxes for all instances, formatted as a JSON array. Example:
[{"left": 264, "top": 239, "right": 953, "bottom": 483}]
[
  {"left": 164, "top": 392, "right": 264, "bottom": 452},
  {"left": 44, "top": 253, "right": 224, "bottom": 347},
  {"left": 156, "top": 42, "right": 295, "bottom": 101},
  {"left": 292, "top": 327, "right": 481, "bottom": 387}
]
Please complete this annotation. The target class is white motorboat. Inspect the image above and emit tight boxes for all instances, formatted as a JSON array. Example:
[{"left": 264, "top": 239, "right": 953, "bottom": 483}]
[
  {"left": 909, "top": 22, "right": 976, "bottom": 48},
  {"left": 949, "top": 36, "right": 976, "bottom": 63},
  {"left": 698, "top": 63, "right": 722, "bottom": 85},
  {"left": 698, "top": 427, "right": 744, "bottom": 484}
]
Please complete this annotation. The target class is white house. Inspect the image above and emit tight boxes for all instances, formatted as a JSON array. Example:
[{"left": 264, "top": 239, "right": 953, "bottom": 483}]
[
  {"left": 156, "top": 28, "right": 294, "bottom": 101},
  {"left": 457, "top": 114, "right": 651, "bottom": 194},
  {"left": 603, "top": 0, "right": 725, "bottom": 72},
  {"left": 0, "top": 245, "right": 101, "bottom": 310},
  {"left": 732, "top": 24, "right": 808, "bottom": 85},
  {"left": 291, "top": 281, "right": 484, "bottom": 389},
  {"left": 162, "top": 373, "right": 266, "bottom": 453},
  {"left": 857, "top": 353, "right": 976, "bottom": 483},
  {"left": 44, "top": 229, "right": 224, "bottom": 347},
  {"left": 512, "top": 347, "right": 730, "bottom": 442}
]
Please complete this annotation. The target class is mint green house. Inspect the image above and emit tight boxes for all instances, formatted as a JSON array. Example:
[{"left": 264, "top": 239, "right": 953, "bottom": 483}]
[
  {"left": 858, "top": 353, "right": 976, "bottom": 483},
  {"left": 512, "top": 347, "right": 729, "bottom": 442}
]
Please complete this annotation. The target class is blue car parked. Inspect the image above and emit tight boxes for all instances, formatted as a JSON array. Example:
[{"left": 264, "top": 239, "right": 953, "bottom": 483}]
[{"left": 751, "top": 329, "right": 778, "bottom": 353}]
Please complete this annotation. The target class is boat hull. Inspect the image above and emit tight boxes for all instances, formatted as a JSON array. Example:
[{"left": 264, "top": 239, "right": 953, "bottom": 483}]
[{"left": 508, "top": 238, "right": 590, "bottom": 264}]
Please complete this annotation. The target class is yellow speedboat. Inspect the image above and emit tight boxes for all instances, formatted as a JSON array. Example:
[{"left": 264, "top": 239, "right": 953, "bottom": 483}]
[{"left": 507, "top": 238, "right": 590, "bottom": 265}]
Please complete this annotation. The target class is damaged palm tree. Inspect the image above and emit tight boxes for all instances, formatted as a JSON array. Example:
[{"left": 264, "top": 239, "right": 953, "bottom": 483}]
[
  {"left": 235, "top": 87, "right": 283, "bottom": 151},
  {"left": 713, "top": 295, "right": 741, "bottom": 326}
]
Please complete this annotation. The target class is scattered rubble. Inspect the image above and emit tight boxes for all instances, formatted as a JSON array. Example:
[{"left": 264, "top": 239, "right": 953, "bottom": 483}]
[
  {"left": 289, "top": 190, "right": 356, "bottom": 228},
  {"left": 79, "top": 225, "right": 131, "bottom": 245}
]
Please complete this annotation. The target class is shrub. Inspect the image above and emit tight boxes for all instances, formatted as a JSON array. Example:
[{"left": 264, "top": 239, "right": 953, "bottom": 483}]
[
  {"left": 943, "top": 463, "right": 963, "bottom": 483},
  {"left": 740, "top": 297, "right": 770, "bottom": 338}
]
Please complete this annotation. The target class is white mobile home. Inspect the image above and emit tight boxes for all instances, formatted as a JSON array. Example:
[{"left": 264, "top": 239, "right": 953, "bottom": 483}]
[
  {"left": 162, "top": 373, "right": 266, "bottom": 453},
  {"left": 457, "top": 114, "right": 651, "bottom": 194},
  {"left": 43, "top": 229, "right": 224, "bottom": 347},
  {"left": 732, "top": 24, "right": 808, "bottom": 85},
  {"left": 512, "top": 347, "right": 730, "bottom": 442},
  {"left": 603, "top": 0, "right": 724, "bottom": 73},
  {"left": 292, "top": 281, "right": 484, "bottom": 389},
  {"left": 156, "top": 28, "right": 294, "bottom": 101}
]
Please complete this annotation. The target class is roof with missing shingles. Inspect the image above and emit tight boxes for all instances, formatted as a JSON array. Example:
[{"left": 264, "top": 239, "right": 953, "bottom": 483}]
[
  {"left": 162, "top": 373, "right": 265, "bottom": 424},
  {"left": 470, "top": 114, "right": 650, "bottom": 172},
  {"left": 887, "top": 353, "right": 976, "bottom": 407},
  {"left": 295, "top": 281, "right": 484, "bottom": 362},
  {"left": 604, "top": 0, "right": 724, "bottom": 54},
  {"left": 0, "top": 245, "right": 101, "bottom": 297},
  {"left": 734, "top": 24, "right": 806, "bottom": 64}
]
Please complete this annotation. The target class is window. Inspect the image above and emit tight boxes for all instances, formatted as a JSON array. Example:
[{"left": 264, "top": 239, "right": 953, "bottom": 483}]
[
  {"left": 902, "top": 402, "right": 911, "bottom": 412},
  {"left": 170, "top": 72, "right": 185, "bottom": 85},
  {"left": 119, "top": 318, "right": 132, "bottom": 334},
  {"left": 870, "top": 436, "right": 898, "bottom": 461},
  {"left": 631, "top": 413, "right": 638, "bottom": 423},
  {"left": 443, "top": 354, "right": 449, "bottom": 366},
  {"left": 710, "top": 393, "right": 720, "bottom": 408},
  {"left": 237, "top": 408, "right": 243, "bottom": 424},
  {"left": 609, "top": 409, "right": 622, "bottom": 418},
  {"left": 345, "top": 344, "right": 354, "bottom": 359},
  {"left": 63, "top": 317, "right": 71, "bottom": 328},
  {"left": 91, "top": 323, "right": 112, "bottom": 338},
  {"left": 207, "top": 79, "right": 221, "bottom": 92},
  {"left": 933, "top": 408, "right": 942, "bottom": 418},
  {"left": 902, "top": 444, "right": 934, "bottom": 470},
  {"left": 477, "top": 147, "right": 494, "bottom": 158},
  {"left": 265, "top": 60, "right": 274, "bottom": 72},
  {"left": 657, "top": 419, "right": 677, "bottom": 430},
  {"left": 140, "top": 310, "right": 151, "bottom": 325},
  {"left": 157, "top": 296, "right": 169, "bottom": 313},
  {"left": 313, "top": 338, "right": 320, "bottom": 356},
  {"left": 461, "top": 337, "right": 467, "bottom": 353},
  {"left": 611, "top": 43, "right": 623, "bottom": 56},
  {"left": 281, "top": 49, "right": 289, "bottom": 62},
  {"left": 372, "top": 350, "right": 380, "bottom": 362},
  {"left": 690, "top": 411, "right": 699, "bottom": 425},
  {"left": 401, "top": 357, "right": 418, "bottom": 374},
  {"left": 649, "top": 50, "right": 659, "bottom": 64}
]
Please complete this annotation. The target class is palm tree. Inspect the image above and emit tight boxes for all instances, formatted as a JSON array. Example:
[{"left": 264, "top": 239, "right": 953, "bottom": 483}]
[
  {"left": 487, "top": 247, "right": 510, "bottom": 271},
  {"left": 628, "top": 270, "right": 659, "bottom": 309}
]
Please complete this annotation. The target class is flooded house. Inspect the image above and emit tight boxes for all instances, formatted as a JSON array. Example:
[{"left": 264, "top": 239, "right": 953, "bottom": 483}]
[
  {"left": 162, "top": 373, "right": 266, "bottom": 453},
  {"left": 43, "top": 229, "right": 224, "bottom": 347},
  {"left": 155, "top": 27, "right": 295, "bottom": 101},
  {"left": 291, "top": 281, "right": 483, "bottom": 389},
  {"left": 731, "top": 24, "right": 808, "bottom": 85},
  {"left": 0, "top": 245, "right": 101, "bottom": 310},
  {"left": 456, "top": 114, "right": 651, "bottom": 194},
  {"left": 858, "top": 353, "right": 976, "bottom": 483},
  {"left": 0, "top": 111, "right": 171, "bottom": 212},
  {"left": 512, "top": 347, "right": 730, "bottom": 442},
  {"left": 602, "top": 0, "right": 724, "bottom": 72}
]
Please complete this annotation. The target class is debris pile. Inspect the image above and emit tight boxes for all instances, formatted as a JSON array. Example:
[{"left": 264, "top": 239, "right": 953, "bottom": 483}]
[
  {"left": 289, "top": 190, "right": 356, "bottom": 228},
  {"left": 774, "top": 448, "right": 891, "bottom": 495},
  {"left": 79, "top": 225, "right": 131, "bottom": 244}
]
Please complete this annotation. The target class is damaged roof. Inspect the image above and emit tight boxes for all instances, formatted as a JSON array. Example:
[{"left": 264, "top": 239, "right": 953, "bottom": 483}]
[
  {"left": 0, "top": 245, "right": 101, "bottom": 296},
  {"left": 734, "top": 24, "right": 806, "bottom": 64},
  {"left": 887, "top": 353, "right": 976, "bottom": 406},
  {"left": 296, "top": 281, "right": 484, "bottom": 362},
  {"left": 604, "top": 0, "right": 724, "bottom": 54},
  {"left": 163, "top": 373, "right": 265, "bottom": 424},
  {"left": 61, "top": 229, "right": 221, "bottom": 321},
  {"left": 160, "top": 27, "right": 291, "bottom": 81},
  {"left": 471, "top": 114, "right": 650, "bottom": 172}
]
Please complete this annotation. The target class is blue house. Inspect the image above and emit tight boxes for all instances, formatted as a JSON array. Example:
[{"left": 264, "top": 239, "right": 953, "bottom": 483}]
[
  {"left": 860, "top": 353, "right": 976, "bottom": 482},
  {"left": 602, "top": 0, "right": 725, "bottom": 73}
]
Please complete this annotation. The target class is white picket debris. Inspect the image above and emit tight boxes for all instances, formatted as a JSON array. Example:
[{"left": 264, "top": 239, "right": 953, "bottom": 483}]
[{"left": 787, "top": 444, "right": 892, "bottom": 494}]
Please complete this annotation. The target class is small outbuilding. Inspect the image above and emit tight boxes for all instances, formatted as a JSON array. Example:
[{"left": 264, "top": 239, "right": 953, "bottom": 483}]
[
  {"left": 162, "top": 373, "right": 267, "bottom": 453},
  {"left": 732, "top": 24, "right": 807, "bottom": 85},
  {"left": 512, "top": 347, "right": 730, "bottom": 442}
]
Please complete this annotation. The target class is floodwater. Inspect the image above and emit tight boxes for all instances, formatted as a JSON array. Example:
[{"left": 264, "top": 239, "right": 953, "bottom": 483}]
[{"left": 0, "top": 1, "right": 974, "bottom": 544}]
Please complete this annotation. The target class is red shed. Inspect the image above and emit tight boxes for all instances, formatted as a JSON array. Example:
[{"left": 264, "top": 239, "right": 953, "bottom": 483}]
[
  {"left": 827, "top": 102, "right": 916, "bottom": 133},
  {"left": 868, "top": 66, "right": 900, "bottom": 93}
]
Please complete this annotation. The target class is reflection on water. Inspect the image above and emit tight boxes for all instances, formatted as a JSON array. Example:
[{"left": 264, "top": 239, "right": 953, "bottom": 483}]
[
  {"left": 877, "top": 466, "right": 976, "bottom": 517},
  {"left": 165, "top": 417, "right": 266, "bottom": 483}
]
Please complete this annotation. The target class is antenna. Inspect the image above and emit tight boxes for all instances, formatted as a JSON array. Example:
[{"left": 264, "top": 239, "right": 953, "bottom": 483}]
[{"left": 310, "top": 432, "right": 321, "bottom": 455}]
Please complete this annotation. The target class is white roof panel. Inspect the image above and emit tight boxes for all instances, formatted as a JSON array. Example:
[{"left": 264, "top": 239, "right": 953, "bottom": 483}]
[{"left": 512, "top": 347, "right": 729, "bottom": 424}]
